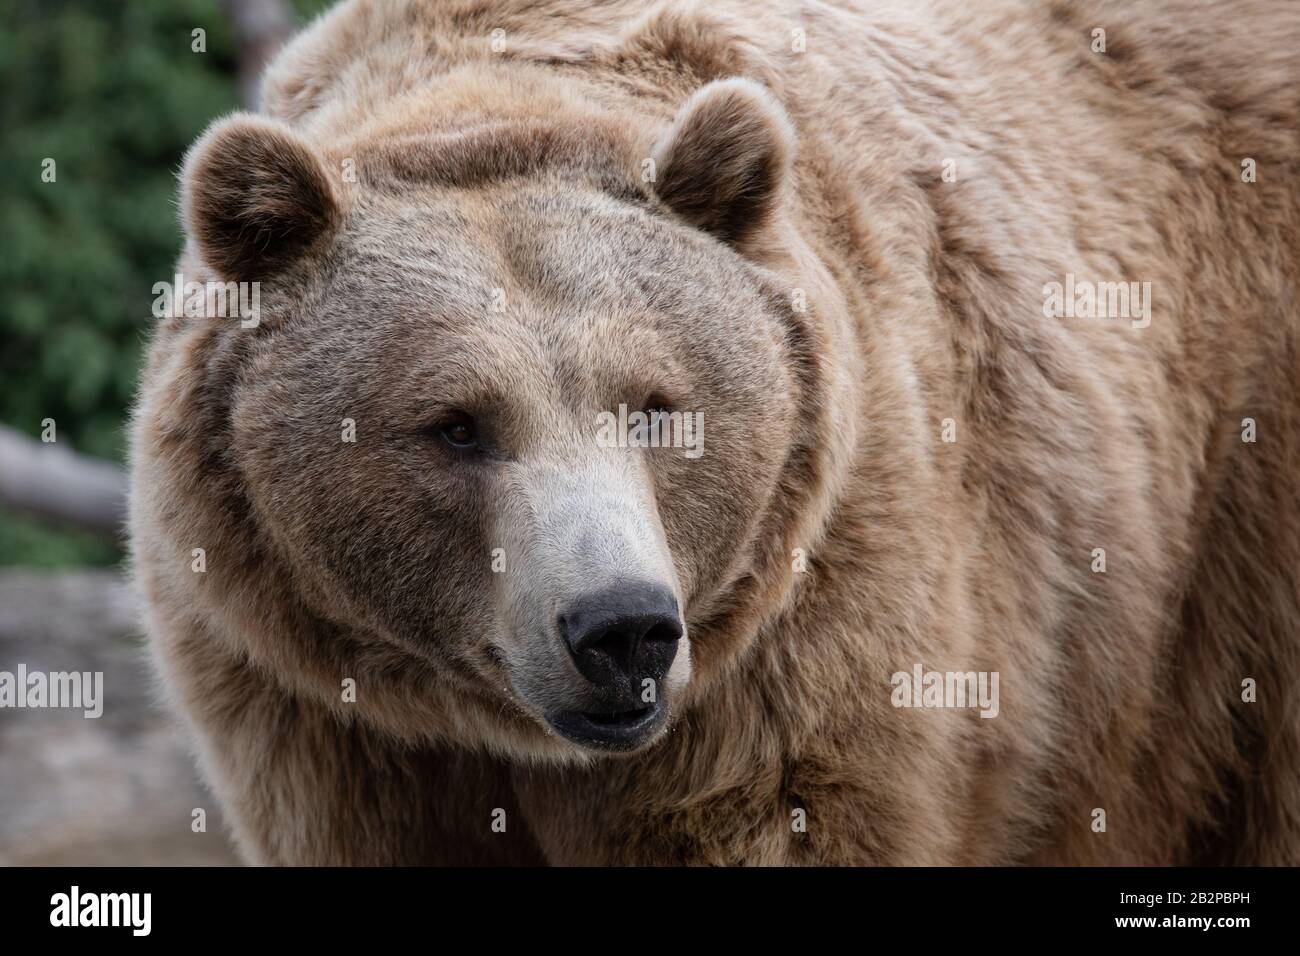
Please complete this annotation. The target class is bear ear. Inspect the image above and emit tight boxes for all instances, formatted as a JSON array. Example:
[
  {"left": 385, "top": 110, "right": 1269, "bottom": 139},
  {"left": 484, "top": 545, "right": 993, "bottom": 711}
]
[
  {"left": 180, "top": 113, "right": 341, "bottom": 282},
  {"left": 649, "top": 78, "right": 793, "bottom": 246}
]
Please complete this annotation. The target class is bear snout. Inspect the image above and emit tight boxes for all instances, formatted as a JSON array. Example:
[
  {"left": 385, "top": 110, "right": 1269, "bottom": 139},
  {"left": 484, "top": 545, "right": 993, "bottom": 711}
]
[
  {"left": 541, "top": 583, "right": 683, "bottom": 751},
  {"left": 557, "top": 582, "right": 682, "bottom": 693}
]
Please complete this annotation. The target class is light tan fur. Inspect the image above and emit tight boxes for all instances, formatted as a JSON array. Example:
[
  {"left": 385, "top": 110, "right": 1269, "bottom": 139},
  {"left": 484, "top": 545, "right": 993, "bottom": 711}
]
[{"left": 131, "top": 0, "right": 1300, "bottom": 864}]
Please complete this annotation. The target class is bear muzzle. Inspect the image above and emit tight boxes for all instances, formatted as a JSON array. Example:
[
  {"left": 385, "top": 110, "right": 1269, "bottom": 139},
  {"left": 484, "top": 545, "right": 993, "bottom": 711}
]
[{"left": 544, "top": 583, "right": 682, "bottom": 751}]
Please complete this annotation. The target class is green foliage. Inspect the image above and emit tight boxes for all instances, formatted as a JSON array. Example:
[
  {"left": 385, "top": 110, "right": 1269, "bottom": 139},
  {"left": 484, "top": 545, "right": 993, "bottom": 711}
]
[
  {"left": 0, "top": 505, "right": 121, "bottom": 567},
  {"left": 0, "top": 0, "right": 329, "bottom": 565},
  {"left": 0, "top": 0, "right": 243, "bottom": 460}
]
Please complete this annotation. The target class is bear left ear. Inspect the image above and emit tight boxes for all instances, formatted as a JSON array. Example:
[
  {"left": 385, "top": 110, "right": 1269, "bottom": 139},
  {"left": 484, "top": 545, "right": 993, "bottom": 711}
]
[
  {"left": 180, "top": 113, "right": 341, "bottom": 282},
  {"left": 650, "top": 78, "right": 794, "bottom": 246}
]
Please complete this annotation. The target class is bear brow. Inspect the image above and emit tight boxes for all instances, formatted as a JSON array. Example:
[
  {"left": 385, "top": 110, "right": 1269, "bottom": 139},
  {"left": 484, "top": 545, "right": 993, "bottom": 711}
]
[{"left": 350, "top": 119, "right": 644, "bottom": 195}]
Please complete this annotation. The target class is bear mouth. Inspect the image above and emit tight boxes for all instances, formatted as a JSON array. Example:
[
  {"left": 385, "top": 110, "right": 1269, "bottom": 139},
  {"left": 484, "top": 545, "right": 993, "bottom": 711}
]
[{"left": 545, "top": 702, "right": 665, "bottom": 752}]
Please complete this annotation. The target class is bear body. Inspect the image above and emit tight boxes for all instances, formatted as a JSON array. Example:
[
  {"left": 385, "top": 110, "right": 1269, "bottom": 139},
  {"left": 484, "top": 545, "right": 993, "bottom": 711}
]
[{"left": 131, "top": 0, "right": 1300, "bottom": 864}]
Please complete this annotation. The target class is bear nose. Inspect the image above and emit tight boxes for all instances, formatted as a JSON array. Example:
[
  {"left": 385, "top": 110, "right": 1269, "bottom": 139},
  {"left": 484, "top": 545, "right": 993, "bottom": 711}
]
[{"left": 558, "top": 584, "right": 682, "bottom": 692}]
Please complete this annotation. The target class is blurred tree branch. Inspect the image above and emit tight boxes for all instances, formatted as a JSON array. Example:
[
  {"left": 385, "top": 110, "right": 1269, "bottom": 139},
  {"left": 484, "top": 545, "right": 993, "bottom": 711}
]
[
  {"left": 0, "top": 425, "right": 127, "bottom": 538},
  {"left": 222, "top": 0, "right": 297, "bottom": 109}
]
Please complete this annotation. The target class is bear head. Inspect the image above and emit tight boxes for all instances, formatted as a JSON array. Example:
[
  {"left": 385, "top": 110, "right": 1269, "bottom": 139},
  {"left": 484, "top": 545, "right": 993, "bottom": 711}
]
[{"left": 163, "top": 76, "right": 842, "bottom": 761}]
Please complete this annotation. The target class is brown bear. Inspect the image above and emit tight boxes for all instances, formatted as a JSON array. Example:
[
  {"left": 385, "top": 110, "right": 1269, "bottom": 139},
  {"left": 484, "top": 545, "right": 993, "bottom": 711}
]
[{"left": 129, "top": 0, "right": 1300, "bottom": 865}]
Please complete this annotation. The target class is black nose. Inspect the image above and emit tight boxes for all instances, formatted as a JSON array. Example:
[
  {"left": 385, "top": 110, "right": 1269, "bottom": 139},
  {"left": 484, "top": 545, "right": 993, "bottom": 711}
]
[{"left": 558, "top": 584, "right": 682, "bottom": 693}]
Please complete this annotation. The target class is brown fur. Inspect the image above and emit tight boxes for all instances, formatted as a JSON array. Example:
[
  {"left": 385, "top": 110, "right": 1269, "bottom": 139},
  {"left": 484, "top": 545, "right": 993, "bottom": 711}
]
[{"left": 130, "top": 0, "right": 1300, "bottom": 864}]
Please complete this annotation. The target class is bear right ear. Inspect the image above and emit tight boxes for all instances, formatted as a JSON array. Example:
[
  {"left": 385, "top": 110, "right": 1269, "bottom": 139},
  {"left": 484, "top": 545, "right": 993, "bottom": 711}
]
[
  {"left": 649, "top": 78, "right": 794, "bottom": 247},
  {"left": 180, "top": 114, "right": 341, "bottom": 282}
]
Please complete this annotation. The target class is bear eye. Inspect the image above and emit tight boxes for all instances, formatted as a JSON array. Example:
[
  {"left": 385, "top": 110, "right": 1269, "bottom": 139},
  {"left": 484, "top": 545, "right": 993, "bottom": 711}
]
[
  {"left": 438, "top": 413, "right": 478, "bottom": 449},
  {"left": 642, "top": 393, "right": 674, "bottom": 417}
]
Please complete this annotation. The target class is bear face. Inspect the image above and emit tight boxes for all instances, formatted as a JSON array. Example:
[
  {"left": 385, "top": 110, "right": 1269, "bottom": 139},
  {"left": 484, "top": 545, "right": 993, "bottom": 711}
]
[{"left": 176, "top": 80, "right": 806, "bottom": 759}]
